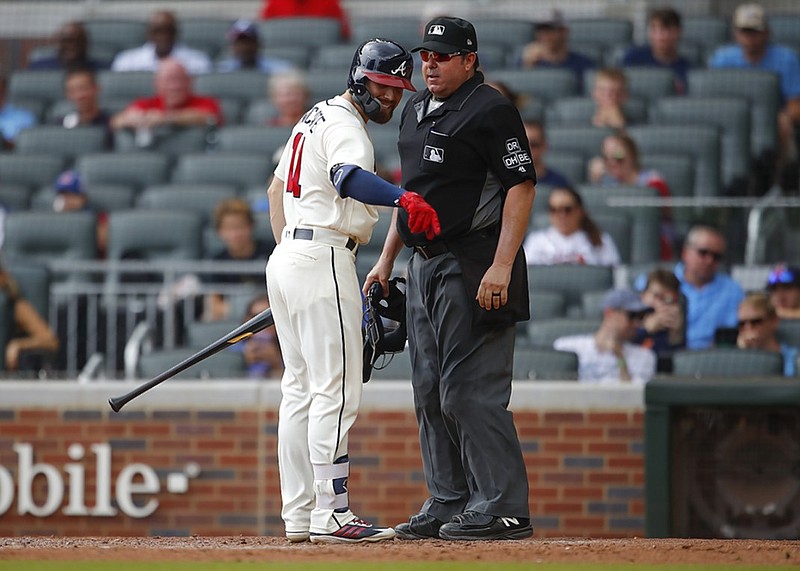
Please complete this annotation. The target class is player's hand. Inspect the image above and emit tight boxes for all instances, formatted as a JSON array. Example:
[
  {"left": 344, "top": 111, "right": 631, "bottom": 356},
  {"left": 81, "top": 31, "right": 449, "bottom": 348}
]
[{"left": 399, "top": 191, "right": 441, "bottom": 240}]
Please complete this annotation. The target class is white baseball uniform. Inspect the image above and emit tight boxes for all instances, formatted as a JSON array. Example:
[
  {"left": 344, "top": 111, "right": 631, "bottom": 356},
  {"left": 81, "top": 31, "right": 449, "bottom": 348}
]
[{"left": 266, "top": 95, "right": 379, "bottom": 537}]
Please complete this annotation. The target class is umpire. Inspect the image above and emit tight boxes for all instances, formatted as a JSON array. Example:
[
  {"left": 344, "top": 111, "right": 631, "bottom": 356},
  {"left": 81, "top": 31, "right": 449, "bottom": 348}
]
[{"left": 365, "top": 16, "right": 536, "bottom": 540}]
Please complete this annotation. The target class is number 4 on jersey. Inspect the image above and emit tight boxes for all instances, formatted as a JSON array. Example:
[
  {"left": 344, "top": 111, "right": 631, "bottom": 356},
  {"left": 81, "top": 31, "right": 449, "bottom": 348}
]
[{"left": 286, "top": 132, "right": 305, "bottom": 198}]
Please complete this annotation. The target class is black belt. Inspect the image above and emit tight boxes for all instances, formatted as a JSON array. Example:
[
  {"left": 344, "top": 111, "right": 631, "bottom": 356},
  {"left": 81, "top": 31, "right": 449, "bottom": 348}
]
[
  {"left": 293, "top": 228, "right": 357, "bottom": 251},
  {"left": 413, "top": 241, "right": 449, "bottom": 260}
]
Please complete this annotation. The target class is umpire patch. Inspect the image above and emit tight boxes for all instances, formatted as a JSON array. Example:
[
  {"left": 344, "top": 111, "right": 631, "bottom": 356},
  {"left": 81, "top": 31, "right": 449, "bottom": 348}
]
[
  {"left": 502, "top": 138, "right": 531, "bottom": 172},
  {"left": 423, "top": 145, "right": 444, "bottom": 163}
]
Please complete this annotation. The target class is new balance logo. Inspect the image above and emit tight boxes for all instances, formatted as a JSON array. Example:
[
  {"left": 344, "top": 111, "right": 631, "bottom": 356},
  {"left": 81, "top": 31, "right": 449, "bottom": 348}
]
[{"left": 500, "top": 517, "right": 519, "bottom": 527}]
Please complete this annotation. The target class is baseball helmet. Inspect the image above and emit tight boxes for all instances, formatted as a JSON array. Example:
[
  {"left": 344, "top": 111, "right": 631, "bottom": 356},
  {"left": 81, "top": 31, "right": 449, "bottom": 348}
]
[
  {"left": 362, "top": 277, "right": 407, "bottom": 382},
  {"left": 348, "top": 38, "right": 415, "bottom": 120}
]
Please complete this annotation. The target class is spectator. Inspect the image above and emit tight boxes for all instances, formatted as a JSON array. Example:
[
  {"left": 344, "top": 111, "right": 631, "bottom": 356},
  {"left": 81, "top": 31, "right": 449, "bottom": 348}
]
[
  {"left": 621, "top": 7, "right": 691, "bottom": 94},
  {"left": 110, "top": 58, "right": 223, "bottom": 145},
  {"left": 520, "top": 9, "right": 596, "bottom": 91},
  {"left": 0, "top": 264, "right": 59, "bottom": 372},
  {"left": 231, "top": 294, "right": 284, "bottom": 379},
  {"left": 111, "top": 10, "right": 212, "bottom": 74},
  {"left": 709, "top": 3, "right": 800, "bottom": 182},
  {"left": 589, "top": 131, "right": 675, "bottom": 260},
  {"left": 203, "top": 198, "right": 274, "bottom": 322},
  {"left": 523, "top": 186, "right": 620, "bottom": 266},
  {"left": 52, "top": 66, "right": 113, "bottom": 149},
  {"left": 524, "top": 120, "right": 572, "bottom": 188},
  {"left": 266, "top": 70, "right": 310, "bottom": 127},
  {"left": 27, "top": 21, "right": 107, "bottom": 71},
  {"left": 259, "top": 0, "right": 350, "bottom": 41},
  {"left": 216, "top": 19, "right": 294, "bottom": 74},
  {"left": 52, "top": 170, "right": 108, "bottom": 257},
  {"left": 634, "top": 267, "right": 686, "bottom": 372},
  {"left": 554, "top": 288, "right": 656, "bottom": 384},
  {"left": 590, "top": 68, "right": 630, "bottom": 129},
  {"left": 736, "top": 292, "right": 797, "bottom": 376},
  {"left": 668, "top": 225, "right": 744, "bottom": 349},
  {"left": 0, "top": 73, "right": 37, "bottom": 150},
  {"left": 485, "top": 79, "right": 524, "bottom": 109},
  {"left": 766, "top": 264, "right": 800, "bottom": 319}
]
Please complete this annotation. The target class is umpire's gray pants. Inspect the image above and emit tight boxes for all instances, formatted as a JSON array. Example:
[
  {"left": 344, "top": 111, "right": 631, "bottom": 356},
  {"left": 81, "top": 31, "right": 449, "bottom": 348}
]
[{"left": 406, "top": 251, "right": 530, "bottom": 521}]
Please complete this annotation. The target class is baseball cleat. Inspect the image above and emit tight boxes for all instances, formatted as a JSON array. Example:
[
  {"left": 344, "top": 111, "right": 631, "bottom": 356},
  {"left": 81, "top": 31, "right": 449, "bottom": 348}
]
[
  {"left": 395, "top": 512, "right": 445, "bottom": 540},
  {"left": 286, "top": 531, "right": 310, "bottom": 543},
  {"left": 438, "top": 511, "right": 533, "bottom": 541},
  {"left": 309, "top": 517, "right": 396, "bottom": 544}
]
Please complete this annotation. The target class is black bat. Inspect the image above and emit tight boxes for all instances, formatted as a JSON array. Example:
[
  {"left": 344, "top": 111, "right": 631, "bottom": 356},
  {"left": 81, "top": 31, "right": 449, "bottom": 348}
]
[{"left": 108, "top": 308, "right": 274, "bottom": 412}]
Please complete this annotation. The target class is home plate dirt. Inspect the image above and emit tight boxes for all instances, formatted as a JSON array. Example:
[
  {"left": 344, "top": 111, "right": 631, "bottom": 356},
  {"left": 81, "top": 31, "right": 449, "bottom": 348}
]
[{"left": 0, "top": 537, "right": 798, "bottom": 565}]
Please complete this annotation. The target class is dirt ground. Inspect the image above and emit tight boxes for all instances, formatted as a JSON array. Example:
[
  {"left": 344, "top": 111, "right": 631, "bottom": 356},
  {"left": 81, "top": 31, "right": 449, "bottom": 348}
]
[{"left": 0, "top": 536, "right": 798, "bottom": 566}]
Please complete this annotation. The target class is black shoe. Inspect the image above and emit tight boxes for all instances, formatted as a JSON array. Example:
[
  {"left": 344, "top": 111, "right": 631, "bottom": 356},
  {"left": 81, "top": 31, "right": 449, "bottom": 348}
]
[
  {"left": 438, "top": 511, "right": 533, "bottom": 541},
  {"left": 394, "top": 512, "right": 445, "bottom": 540}
]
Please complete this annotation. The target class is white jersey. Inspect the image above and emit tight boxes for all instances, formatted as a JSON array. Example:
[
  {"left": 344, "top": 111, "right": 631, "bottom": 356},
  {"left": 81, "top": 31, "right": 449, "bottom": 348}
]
[
  {"left": 275, "top": 95, "right": 379, "bottom": 244},
  {"left": 523, "top": 226, "right": 621, "bottom": 266},
  {"left": 553, "top": 334, "right": 656, "bottom": 385}
]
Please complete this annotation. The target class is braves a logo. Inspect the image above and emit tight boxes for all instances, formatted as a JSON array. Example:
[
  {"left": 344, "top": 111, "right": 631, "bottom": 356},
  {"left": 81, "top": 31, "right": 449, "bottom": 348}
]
[
  {"left": 428, "top": 24, "right": 445, "bottom": 35},
  {"left": 391, "top": 61, "right": 408, "bottom": 76}
]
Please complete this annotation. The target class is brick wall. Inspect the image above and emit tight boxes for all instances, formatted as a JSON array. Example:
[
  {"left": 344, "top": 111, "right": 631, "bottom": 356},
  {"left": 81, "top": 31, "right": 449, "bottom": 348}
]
[{"left": 0, "top": 381, "right": 644, "bottom": 537}]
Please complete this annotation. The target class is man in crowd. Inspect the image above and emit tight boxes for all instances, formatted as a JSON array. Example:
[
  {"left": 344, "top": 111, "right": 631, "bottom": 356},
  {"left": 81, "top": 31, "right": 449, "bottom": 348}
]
[
  {"left": 737, "top": 292, "right": 797, "bottom": 376},
  {"left": 53, "top": 66, "right": 113, "bottom": 149},
  {"left": 216, "top": 19, "right": 294, "bottom": 74},
  {"left": 28, "top": 21, "right": 107, "bottom": 71},
  {"left": 766, "top": 264, "right": 800, "bottom": 319}
]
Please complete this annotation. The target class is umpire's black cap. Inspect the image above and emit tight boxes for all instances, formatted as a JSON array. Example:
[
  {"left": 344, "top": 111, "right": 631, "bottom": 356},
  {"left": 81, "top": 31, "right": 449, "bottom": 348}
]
[{"left": 412, "top": 16, "right": 478, "bottom": 54}]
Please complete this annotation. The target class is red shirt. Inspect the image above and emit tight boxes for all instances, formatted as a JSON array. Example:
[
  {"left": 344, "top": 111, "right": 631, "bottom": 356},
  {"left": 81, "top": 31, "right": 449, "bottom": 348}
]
[
  {"left": 129, "top": 95, "right": 224, "bottom": 126},
  {"left": 260, "top": 0, "right": 350, "bottom": 40}
]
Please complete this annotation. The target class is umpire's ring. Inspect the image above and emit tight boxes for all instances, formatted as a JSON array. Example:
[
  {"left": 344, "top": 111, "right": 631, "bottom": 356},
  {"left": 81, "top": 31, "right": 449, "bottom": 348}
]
[{"left": 492, "top": 292, "right": 501, "bottom": 296}]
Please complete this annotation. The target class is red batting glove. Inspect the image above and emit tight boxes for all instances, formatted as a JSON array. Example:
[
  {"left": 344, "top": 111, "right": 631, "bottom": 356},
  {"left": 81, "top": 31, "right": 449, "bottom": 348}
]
[{"left": 398, "top": 191, "right": 441, "bottom": 240}]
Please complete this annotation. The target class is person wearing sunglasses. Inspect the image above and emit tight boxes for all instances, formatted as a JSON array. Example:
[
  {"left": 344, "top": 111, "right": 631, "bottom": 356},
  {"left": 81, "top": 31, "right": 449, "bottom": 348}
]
[
  {"left": 736, "top": 292, "right": 797, "bottom": 376},
  {"left": 554, "top": 288, "right": 656, "bottom": 384},
  {"left": 766, "top": 264, "right": 800, "bottom": 319},
  {"left": 589, "top": 132, "right": 675, "bottom": 260},
  {"left": 364, "top": 16, "right": 535, "bottom": 541},
  {"left": 523, "top": 186, "right": 620, "bottom": 266}
]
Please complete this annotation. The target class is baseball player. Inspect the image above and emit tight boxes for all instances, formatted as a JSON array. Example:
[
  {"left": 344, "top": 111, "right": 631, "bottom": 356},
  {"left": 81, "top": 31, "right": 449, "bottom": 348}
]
[{"left": 265, "top": 38, "right": 440, "bottom": 543}]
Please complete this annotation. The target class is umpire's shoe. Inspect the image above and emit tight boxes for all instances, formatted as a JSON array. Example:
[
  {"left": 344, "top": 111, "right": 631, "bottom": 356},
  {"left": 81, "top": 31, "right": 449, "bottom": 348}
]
[
  {"left": 309, "top": 513, "right": 395, "bottom": 544},
  {"left": 395, "top": 512, "right": 445, "bottom": 540},
  {"left": 438, "top": 511, "right": 533, "bottom": 541}
]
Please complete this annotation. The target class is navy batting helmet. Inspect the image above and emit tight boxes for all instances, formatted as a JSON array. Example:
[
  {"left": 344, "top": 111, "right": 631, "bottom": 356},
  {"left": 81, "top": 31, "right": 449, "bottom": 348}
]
[{"left": 348, "top": 38, "right": 415, "bottom": 120}]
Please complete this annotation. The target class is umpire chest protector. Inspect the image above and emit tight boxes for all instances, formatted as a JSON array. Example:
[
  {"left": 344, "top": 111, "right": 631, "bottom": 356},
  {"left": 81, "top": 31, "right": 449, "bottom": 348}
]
[{"left": 396, "top": 71, "right": 535, "bottom": 246}]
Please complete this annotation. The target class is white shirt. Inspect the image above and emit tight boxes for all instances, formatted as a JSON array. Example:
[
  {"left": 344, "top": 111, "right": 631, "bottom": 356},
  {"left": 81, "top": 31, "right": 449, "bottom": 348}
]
[
  {"left": 554, "top": 334, "right": 656, "bottom": 385},
  {"left": 111, "top": 43, "right": 212, "bottom": 74},
  {"left": 523, "top": 227, "right": 620, "bottom": 266},
  {"left": 274, "top": 95, "right": 378, "bottom": 245}
]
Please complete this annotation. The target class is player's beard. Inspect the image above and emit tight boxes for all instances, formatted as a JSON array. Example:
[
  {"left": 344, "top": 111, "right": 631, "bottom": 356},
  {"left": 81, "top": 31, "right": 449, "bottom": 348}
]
[{"left": 370, "top": 106, "right": 395, "bottom": 125}]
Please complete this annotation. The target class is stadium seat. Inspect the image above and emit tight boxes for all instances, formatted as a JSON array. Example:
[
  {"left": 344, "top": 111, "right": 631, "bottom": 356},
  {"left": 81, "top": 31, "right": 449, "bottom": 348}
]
[
  {"left": 306, "top": 70, "right": 347, "bottom": 103},
  {"left": 352, "top": 18, "right": 421, "bottom": 51},
  {"left": 627, "top": 125, "right": 721, "bottom": 198},
  {"left": 243, "top": 99, "right": 278, "bottom": 125},
  {"left": 256, "top": 17, "right": 344, "bottom": 49},
  {"left": 584, "top": 68, "right": 677, "bottom": 103},
  {"left": 687, "top": 69, "right": 780, "bottom": 159},
  {"left": 777, "top": 320, "right": 800, "bottom": 349},
  {"left": 30, "top": 184, "right": 138, "bottom": 213},
  {"left": 185, "top": 318, "right": 242, "bottom": 349},
  {"left": 259, "top": 46, "right": 311, "bottom": 69},
  {"left": 97, "top": 70, "right": 155, "bottom": 103},
  {"left": 580, "top": 290, "right": 608, "bottom": 319},
  {"left": 640, "top": 154, "right": 695, "bottom": 198},
  {"left": 681, "top": 16, "right": 729, "bottom": 51},
  {"left": 768, "top": 14, "right": 800, "bottom": 46},
  {"left": 0, "top": 154, "right": 66, "bottom": 192},
  {"left": 84, "top": 19, "right": 148, "bottom": 55},
  {"left": 3, "top": 211, "right": 98, "bottom": 267},
  {"left": 4, "top": 261, "right": 52, "bottom": 322},
  {"left": 672, "top": 348, "right": 784, "bottom": 378},
  {"left": 310, "top": 43, "right": 363, "bottom": 72},
  {"left": 526, "top": 317, "right": 602, "bottom": 348},
  {"left": 181, "top": 18, "right": 234, "bottom": 60},
  {"left": 545, "top": 150, "right": 587, "bottom": 185},
  {"left": 527, "top": 264, "right": 613, "bottom": 313},
  {"left": 15, "top": 126, "right": 109, "bottom": 166},
  {"left": 215, "top": 125, "right": 293, "bottom": 157},
  {"left": 0, "top": 183, "right": 33, "bottom": 211},
  {"left": 544, "top": 96, "right": 647, "bottom": 127},
  {"left": 195, "top": 71, "right": 269, "bottom": 105},
  {"left": 7, "top": 70, "right": 65, "bottom": 113},
  {"left": 77, "top": 152, "right": 171, "bottom": 193},
  {"left": 369, "top": 351, "right": 412, "bottom": 381},
  {"left": 545, "top": 126, "right": 615, "bottom": 161},
  {"left": 649, "top": 97, "right": 750, "bottom": 188},
  {"left": 565, "top": 18, "right": 633, "bottom": 54},
  {"left": 487, "top": 68, "right": 577, "bottom": 104},
  {"left": 137, "top": 185, "right": 236, "bottom": 223},
  {"left": 114, "top": 126, "right": 209, "bottom": 156},
  {"left": 469, "top": 18, "right": 535, "bottom": 52},
  {"left": 530, "top": 290, "right": 567, "bottom": 320},
  {"left": 171, "top": 153, "right": 272, "bottom": 192},
  {"left": 137, "top": 348, "right": 246, "bottom": 380},
  {"left": 513, "top": 347, "right": 579, "bottom": 380},
  {"left": 107, "top": 210, "right": 204, "bottom": 262}
]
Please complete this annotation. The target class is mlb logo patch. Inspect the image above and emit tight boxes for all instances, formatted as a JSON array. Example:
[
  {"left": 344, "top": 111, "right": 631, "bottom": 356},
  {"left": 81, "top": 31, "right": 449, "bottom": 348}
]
[
  {"left": 424, "top": 145, "right": 444, "bottom": 163},
  {"left": 428, "top": 24, "right": 445, "bottom": 35}
]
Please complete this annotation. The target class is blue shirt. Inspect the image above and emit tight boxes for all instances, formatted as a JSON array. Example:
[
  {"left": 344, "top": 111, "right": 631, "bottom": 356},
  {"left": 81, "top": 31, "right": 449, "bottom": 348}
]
[
  {"left": 216, "top": 57, "right": 294, "bottom": 74},
  {"left": 537, "top": 167, "right": 572, "bottom": 189},
  {"left": 674, "top": 262, "right": 745, "bottom": 349},
  {"left": 0, "top": 104, "right": 37, "bottom": 142},
  {"left": 532, "top": 51, "right": 596, "bottom": 92},
  {"left": 709, "top": 43, "right": 800, "bottom": 106},
  {"left": 781, "top": 344, "right": 798, "bottom": 377},
  {"left": 622, "top": 45, "right": 690, "bottom": 94}
]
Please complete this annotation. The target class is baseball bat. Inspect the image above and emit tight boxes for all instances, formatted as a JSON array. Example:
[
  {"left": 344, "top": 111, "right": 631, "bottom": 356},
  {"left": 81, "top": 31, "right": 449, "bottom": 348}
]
[{"left": 108, "top": 307, "right": 275, "bottom": 412}]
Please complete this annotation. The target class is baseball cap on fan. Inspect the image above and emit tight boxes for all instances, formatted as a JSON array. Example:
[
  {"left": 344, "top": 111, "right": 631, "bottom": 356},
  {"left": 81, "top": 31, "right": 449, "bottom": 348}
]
[
  {"left": 55, "top": 170, "right": 83, "bottom": 194},
  {"left": 602, "top": 288, "right": 652, "bottom": 314},
  {"left": 412, "top": 16, "right": 478, "bottom": 54},
  {"left": 229, "top": 19, "right": 259, "bottom": 41},
  {"left": 535, "top": 9, "right": 567, "bottom": 30},
  {"left": 734, "top": 3, "right": 767, "bottom": 32}
]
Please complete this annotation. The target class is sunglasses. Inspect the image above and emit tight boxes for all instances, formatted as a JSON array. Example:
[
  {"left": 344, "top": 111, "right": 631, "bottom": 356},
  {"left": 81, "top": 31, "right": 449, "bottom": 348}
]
[
  {"left": 603, "top": 153, "right": 626, "bottom": 163},
  {"left": 419, "top": 50, "right": 464, "bottom": 63},
  {"left": 549, "top": 205, "right": 576, "bottom": 214},
  {"left": 626, "top": 310, "right": 649, "bottom": 321},
  {"left": 694, "top": 247, "right": 723, "bottom": 262},
  {"left": 738, "top": 317, "right": 765, "bottom": 328}
]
